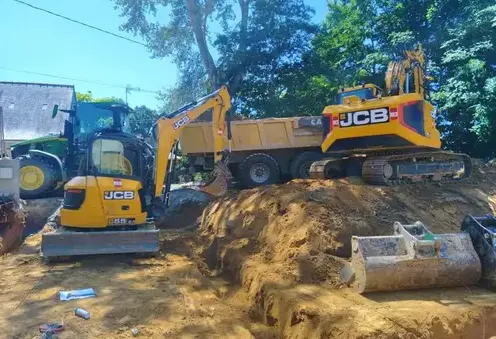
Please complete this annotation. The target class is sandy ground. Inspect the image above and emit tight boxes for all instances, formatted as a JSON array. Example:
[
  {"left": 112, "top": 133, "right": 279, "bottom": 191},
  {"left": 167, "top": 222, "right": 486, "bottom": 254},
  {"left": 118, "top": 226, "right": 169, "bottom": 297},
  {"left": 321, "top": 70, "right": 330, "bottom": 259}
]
[
  {"left": 0, "top": 232, "right": 276, "bottom": 339},
  {"left": 2, "top": 160, "right": 496, "bottom": 338},
  {"left": 197, "top": 160, "right": 496, "bottom": 338}
]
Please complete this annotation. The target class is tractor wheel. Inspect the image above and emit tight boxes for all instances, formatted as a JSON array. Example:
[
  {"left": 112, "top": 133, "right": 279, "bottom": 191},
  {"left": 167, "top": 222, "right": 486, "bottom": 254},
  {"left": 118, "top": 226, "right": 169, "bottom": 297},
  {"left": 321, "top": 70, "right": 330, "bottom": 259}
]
[{"left": 18, "top": 156, "right": 57, "bottom": 199}]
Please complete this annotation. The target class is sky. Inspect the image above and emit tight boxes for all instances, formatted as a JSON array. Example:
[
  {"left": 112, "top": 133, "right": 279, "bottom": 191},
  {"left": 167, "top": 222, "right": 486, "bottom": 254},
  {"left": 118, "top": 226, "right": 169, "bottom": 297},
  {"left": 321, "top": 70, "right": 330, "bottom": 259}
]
[{"left": 0, "top": 0, "right": 328, "bottom": 110}]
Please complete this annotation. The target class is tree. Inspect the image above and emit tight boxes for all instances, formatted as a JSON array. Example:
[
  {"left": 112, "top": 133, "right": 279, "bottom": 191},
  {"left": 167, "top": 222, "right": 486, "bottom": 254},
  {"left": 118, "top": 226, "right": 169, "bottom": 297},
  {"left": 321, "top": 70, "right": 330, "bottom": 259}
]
[
  {"left": 112, "top": 0, "right": 316, "bottom": 117},
  {"left": 130, "top": 105, "right": 159, "bottom": 137},
  {"left": 280, "top": 0, "right": 496, "bottom": 157},
  {"left": 76, "top": 91, "right": 125, "bottom": 104},
  {"left": 433, "top": 3, "right": 496, "bottom": 157}
]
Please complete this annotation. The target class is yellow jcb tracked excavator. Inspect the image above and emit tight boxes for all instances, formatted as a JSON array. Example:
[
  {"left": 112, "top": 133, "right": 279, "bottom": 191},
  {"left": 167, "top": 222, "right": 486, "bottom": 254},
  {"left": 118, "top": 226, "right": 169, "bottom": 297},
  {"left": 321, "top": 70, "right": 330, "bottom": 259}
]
[
  {"left": 309, "top": 44, "right": 471, "bottom": 185},
  {"left": 40, "top": 86, "right": 232, "bottom": 259}
]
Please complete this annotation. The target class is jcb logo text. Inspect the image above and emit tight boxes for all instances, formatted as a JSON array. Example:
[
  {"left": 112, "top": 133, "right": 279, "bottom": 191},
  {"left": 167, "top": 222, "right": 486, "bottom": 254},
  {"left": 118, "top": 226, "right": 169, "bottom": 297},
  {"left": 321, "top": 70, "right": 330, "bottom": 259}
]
[
  {"left": 339, "top": 108, "right": 389, "bottom": 128},
  {"left": 104, "top": 191, "right": 135, "bottom": 200},
  {"left": 173, "top": 116, "right": 191, "bottom": 130}
]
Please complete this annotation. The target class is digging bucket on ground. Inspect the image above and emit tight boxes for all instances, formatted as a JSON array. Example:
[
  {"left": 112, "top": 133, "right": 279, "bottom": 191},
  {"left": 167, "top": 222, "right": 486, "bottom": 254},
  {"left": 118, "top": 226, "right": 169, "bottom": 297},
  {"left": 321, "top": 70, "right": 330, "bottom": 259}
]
[{"left": 342, "top": 221, "right": 482, "bottom": 293}]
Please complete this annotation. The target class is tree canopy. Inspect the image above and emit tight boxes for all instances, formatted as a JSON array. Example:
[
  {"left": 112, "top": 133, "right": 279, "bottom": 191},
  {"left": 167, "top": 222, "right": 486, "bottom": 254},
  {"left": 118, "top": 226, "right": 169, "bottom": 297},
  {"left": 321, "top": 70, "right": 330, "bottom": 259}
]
[
  {"left": 112, "top": 0, "right": 316, "bottom": 117},
  {"left": 111, "top": 0, "right": 496, "bottom": 157}
]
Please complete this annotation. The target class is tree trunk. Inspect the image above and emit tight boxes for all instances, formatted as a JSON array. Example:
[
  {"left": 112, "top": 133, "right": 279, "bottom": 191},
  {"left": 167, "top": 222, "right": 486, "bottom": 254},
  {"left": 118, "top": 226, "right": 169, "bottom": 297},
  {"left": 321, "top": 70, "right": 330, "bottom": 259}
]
[
  {"left": 186, "top": 0, "right": 219, "bottom": 120},
  {"left": 227, "top": 0, "right": 250, "bottom": 95}
]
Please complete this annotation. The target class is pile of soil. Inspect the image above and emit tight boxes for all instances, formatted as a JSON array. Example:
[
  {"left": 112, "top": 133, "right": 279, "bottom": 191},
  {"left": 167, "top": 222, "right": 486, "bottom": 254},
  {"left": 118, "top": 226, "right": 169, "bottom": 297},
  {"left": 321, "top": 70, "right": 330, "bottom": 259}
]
[
  {"left": 197, "top": 160, "right": 496, "bottom": 338},
  {"left": 0, "top": 202, "right": 25, "bottom": 255},
  {"left": 20, "top": 198, "right": 61, "bottom": 236}
]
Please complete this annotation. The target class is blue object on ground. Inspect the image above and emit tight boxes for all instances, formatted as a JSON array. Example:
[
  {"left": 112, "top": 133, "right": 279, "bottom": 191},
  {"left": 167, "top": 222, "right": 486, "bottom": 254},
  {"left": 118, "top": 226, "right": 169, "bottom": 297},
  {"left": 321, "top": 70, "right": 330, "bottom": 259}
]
[{"left": 59, "top": 288, "right": 96, "bottom": 301}]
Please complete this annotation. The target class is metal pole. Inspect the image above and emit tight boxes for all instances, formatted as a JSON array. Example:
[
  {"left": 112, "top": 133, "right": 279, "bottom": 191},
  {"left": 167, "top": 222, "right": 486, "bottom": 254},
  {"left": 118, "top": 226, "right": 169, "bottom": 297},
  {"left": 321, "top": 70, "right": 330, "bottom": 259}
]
[{"left": 0, "top": 106, "right": 5, "bottom": 158}]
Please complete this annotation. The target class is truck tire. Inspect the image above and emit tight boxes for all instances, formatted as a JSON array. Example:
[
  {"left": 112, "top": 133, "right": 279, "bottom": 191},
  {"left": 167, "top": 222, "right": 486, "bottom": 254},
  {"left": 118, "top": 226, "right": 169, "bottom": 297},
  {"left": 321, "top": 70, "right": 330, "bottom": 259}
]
[
  {"left": 238, "top": 153, "right": 280, "bottom": 187},
  {"left": 18, "top": 156, "right": 57, "bottom": 199},
  {"left": 290, "top": 151, "right": 323, "bottom": 179}
]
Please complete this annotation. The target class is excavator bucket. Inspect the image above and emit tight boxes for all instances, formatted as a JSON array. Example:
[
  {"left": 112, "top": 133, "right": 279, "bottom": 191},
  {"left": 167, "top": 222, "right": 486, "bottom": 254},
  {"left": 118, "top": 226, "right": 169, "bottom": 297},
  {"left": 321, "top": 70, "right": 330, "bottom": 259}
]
[
  {"left": 461, "top": 214, "right": 496, "bottom": 289},
  {"left": 41, "top": 224, "right": 159, "bottom": 260},
  {"left": 341, "top": 221, "right": 481, "bottom": 293},
  {"left": 199, "top": 161, "right": 232, "bottom": 197}
]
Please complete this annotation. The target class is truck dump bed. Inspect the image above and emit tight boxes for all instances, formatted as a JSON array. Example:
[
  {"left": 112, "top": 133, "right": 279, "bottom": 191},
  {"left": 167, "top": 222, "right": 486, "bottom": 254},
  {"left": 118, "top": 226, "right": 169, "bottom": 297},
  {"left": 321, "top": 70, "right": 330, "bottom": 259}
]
[{"left": 179, "top": 116, "right": 323, "bottom": 155}]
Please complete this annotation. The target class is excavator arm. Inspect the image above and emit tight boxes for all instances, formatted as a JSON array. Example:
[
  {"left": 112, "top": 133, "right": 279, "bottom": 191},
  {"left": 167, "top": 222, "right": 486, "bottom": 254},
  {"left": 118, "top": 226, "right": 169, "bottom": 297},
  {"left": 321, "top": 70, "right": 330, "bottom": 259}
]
[
  {"left": 153, "top": 86, "right": 232, "bottom": 199},
  {"left": 384, "top": 44, "right": 425, "bottom": 97}
]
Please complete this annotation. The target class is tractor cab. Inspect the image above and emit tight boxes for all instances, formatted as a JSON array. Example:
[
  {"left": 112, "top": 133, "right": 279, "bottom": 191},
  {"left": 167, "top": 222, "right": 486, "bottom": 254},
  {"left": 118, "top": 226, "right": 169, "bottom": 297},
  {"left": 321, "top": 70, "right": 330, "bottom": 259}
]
[{"left": 12, "top": 101, "right": 135, "bottom": 199}]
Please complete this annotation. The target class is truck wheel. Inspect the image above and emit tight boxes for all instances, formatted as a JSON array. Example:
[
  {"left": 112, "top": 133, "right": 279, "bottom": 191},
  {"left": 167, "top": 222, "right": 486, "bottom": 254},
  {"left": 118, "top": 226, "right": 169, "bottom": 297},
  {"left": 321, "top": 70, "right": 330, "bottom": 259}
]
[
  {"left": 18, "top": 156, "right": 57, "bottom": 199},
  {"left": 239, "top": 153, "right": 280, "bottom": 187},
  {"left": 290, "top": 151, "right": 323, "bottom": 179}
]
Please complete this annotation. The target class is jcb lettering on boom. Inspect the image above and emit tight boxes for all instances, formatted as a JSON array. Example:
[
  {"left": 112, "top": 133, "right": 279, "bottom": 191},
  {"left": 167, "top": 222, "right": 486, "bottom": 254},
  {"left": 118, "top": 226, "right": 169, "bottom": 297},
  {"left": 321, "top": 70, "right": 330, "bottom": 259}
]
[
  {"left": 104, "top": 191, "right": 135, "bottom": 200},
  {"left": 339, "top": 108, "right": 389, "bottom": 128},
  {"left": 173, "top": 116, "right": 191, "bottom": 130}
]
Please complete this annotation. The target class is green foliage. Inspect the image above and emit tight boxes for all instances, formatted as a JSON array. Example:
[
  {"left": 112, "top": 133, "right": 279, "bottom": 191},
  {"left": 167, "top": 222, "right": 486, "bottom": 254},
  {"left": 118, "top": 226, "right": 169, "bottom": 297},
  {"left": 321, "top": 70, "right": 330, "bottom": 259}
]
[
  {"left": 112, "top": 0, "right": 316, "bottom": 117},
  {"left": 112, "top": 0, "right": 496, "bottom": 157},
  {"left": 433, "top": 2, "right": 496, "bottom": 157},
  {"left": 130, "top": 105, "right": 158, "bottom": 137},
  {"left": 76, "top": 91, "right": 125, "bottom": 104}
]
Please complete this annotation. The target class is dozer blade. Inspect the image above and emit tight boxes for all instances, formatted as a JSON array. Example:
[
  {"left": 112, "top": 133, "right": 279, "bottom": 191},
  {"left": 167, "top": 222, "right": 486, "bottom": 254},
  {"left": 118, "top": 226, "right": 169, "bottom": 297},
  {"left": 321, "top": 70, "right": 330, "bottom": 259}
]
[
  {"left": 461, "top": 214, "right": 496, "bottom": 289},
  {"left": 342, "top": 221, "right": 481, "bottom": 293},
  {"left": 41, "top": 224, "right": 159, "bottom": 259},
  {"left": 199, "top": 162, "right": 232, "bottom": 197}
]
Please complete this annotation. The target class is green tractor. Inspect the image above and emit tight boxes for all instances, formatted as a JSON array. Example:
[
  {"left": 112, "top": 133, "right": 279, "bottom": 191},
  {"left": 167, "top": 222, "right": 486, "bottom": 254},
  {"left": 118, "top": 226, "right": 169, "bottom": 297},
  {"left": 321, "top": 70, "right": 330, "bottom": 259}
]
[{"left": 11, "top": 102, "right": 133, "bottom": 199}]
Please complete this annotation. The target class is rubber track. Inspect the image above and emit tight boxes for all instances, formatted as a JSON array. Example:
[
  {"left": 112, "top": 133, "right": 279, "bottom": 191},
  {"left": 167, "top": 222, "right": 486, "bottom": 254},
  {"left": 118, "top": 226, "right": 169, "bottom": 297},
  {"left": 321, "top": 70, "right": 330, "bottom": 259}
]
[
  {"left": 309, "top": 151, "right": 472, "bottom": 186},
  {"left": 361, "top": 151, "right": 472, "bottom": 185}
]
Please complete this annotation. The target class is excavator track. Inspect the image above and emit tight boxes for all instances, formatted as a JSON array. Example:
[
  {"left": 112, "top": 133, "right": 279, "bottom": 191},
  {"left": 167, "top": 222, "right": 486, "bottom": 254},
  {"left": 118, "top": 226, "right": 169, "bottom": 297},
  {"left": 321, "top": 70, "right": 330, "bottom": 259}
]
[
  {"left": 309, "top": 151, "right": 472, "bottom": 186},
  {"left": 362, "top": 151, "right": 472, "bottom": 185}
]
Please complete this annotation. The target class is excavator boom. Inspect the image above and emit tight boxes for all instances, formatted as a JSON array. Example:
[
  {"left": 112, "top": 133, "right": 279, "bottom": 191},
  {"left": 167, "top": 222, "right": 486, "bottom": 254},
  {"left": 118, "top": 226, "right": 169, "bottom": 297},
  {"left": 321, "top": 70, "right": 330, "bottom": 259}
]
[{"left": 154, "top": 86, "right": 232, "bottom": 199}]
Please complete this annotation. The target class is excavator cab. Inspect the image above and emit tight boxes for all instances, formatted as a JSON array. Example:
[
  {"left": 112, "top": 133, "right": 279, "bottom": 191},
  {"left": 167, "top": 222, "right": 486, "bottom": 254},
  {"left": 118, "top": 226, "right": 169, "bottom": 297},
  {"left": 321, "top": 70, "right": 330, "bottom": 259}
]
[
  {"left": 336, "top": 84, "right": 382, "bottom": 104},
  {"left": 41, "top": 86, "right": 233, "bottom": 260}
]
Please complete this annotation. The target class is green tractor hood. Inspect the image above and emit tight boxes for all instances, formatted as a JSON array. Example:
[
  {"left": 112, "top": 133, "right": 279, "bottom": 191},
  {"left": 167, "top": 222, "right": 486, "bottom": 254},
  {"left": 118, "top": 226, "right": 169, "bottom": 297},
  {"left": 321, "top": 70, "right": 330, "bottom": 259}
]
[{"left": 11, "top": 134, "right": 66, "bottom": 148}]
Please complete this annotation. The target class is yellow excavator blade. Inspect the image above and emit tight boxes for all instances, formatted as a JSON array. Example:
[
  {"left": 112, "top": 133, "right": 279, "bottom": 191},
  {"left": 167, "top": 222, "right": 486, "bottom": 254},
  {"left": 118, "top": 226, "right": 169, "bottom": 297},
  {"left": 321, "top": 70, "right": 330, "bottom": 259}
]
[{"left": 199, "top": 162, "right": 232, "bottom": 197}]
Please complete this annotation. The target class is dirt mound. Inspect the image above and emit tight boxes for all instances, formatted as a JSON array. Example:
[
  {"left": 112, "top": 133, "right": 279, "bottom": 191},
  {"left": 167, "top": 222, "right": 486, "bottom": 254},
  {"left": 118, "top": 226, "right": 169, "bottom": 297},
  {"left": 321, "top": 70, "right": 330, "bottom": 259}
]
[
  {"left": 0, "top": 202, "right": 25, "bottom": 255},
  {"left": 156, "top": 188, "right": 214, "bottom": 229},
  {"left": 20, "top": 198, "right": 61, "bottom": 236},
  {"left": 198, "top": 160, "right": 496, "bottom": 337}
]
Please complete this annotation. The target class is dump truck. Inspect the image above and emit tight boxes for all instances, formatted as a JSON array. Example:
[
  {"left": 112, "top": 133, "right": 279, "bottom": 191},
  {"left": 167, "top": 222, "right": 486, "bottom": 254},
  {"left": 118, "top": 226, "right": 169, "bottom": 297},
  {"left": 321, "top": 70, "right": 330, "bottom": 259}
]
[{"left": 179, "top": 116, "right": 324, "bottom": 187}]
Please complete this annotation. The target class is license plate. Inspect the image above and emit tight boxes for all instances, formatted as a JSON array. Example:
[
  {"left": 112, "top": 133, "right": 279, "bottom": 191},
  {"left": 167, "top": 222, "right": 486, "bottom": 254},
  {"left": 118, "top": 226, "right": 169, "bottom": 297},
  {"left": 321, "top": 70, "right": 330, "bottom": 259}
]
[{"left": 108, "top": 218, "right": 136, "bottom": 225}]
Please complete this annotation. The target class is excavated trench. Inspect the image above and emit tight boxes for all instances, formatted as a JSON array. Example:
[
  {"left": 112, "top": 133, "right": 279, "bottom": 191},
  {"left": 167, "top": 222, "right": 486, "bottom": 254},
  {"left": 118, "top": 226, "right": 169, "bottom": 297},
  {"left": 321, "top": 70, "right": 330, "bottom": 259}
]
[
  {"left": 5, "top": 160, "right": 496, "bottom": 338},
  {"left": 195, "top": 160, "right": 496, "bottom": 338}
]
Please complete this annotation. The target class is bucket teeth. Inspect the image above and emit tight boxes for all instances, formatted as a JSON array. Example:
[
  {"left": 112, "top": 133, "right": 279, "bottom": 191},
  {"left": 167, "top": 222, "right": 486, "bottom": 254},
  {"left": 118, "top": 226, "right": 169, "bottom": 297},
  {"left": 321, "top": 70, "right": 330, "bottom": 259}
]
[
  {"left": 343, "top": 221, "right": 482, "bottom": 293},
  {"left": 199, "top": 162, "right": 232, "bottom": 197}
]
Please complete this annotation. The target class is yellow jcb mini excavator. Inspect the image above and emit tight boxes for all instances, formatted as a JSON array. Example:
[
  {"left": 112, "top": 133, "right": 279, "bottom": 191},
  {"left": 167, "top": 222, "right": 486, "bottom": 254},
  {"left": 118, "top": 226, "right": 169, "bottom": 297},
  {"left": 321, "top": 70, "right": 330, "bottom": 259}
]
[
  {"left": 40, "top": 86, "right": 232, "bottom": 259},
  {"left": 309, "top": 45, "right": 471, "bottom": 184}
]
